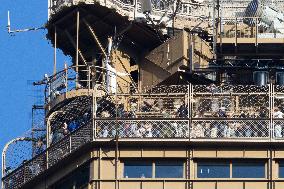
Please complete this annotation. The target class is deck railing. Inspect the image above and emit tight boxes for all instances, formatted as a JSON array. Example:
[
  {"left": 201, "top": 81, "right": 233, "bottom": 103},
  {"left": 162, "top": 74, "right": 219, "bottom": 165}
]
[
  {"left": 4, "top": 83, "right": 284, "bottom": 188},
  {"left": 219, "top": 17, "right": 284, "bottom": 45}
]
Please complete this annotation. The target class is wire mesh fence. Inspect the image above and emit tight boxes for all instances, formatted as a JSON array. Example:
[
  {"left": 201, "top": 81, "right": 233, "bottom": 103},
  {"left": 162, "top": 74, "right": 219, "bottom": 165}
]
[{"left": 5, "top": 84, "right": 284, "bottom": 188}]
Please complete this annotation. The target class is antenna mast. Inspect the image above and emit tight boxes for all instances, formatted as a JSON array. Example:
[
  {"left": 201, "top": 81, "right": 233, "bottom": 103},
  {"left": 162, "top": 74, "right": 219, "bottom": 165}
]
[{"left": 7, "top": 11, "right": 45, "bottom": 34}]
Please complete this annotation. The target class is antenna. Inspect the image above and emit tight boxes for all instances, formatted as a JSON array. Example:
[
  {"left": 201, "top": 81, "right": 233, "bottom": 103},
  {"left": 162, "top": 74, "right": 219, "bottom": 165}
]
[
  {"left": 7, "top": 11, "right": 45, "bottom": 34},
  {"left": 7, "top": 11, "right": 11, "bottom": 33}
]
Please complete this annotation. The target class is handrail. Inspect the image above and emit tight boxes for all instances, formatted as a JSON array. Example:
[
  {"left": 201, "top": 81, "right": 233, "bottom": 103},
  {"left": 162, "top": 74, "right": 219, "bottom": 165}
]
[
  {"left": 3, "top": 116, "right": 284, "bottom": 188},
  {"left": 5, "top": 83, "right": 284, "bottom": 188},
  {"left": 45, "top": 65, "right": 136, "bottom": 104}
]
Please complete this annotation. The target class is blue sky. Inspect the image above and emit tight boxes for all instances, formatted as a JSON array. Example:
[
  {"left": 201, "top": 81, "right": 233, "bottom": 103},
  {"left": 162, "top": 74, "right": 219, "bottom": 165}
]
[{"left": 0, "top": 0, "right": 69, "bottom": 179}]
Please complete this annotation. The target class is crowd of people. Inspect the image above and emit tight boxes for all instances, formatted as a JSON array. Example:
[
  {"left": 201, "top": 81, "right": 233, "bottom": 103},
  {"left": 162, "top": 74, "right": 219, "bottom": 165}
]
[
  {"left": 191, "top": 119, "right": 269, "bottom": 138},
  {"left": 97, "top": 98, "right": 188, "bottom": 138},
  {"left": 98, "top": 120, "right": 188, "bottom": 138},
  {"left": 96, "top": 97, "right": 188, "bottom": 119},
  {"left": 190, "top": 106, "right": 284, "bottom": 138},
  {"left": 49, "top": 111, "right": 91, "bottom": 145},
  {"left": 37, "top": 94, "right": 284, "bottom": 142}
]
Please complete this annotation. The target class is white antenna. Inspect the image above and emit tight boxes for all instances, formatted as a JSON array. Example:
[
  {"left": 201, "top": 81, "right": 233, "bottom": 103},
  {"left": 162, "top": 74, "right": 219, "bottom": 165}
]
[
  {"left": 7, "top": 11, "right": 45, "bottom": 34},
  {"left": 7, "top": 11, "right": 11, "bottom": 33}
]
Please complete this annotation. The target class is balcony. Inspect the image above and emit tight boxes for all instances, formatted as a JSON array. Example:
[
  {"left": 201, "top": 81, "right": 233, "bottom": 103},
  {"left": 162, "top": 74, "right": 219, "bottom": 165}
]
[
  {"left": 219, "top": 17, "right": 284, "bottom": 45},
  {"left": 4, "top": 66, "right": 284, "bottom": 188},
  {"left": 47, "top": 0, "right": 212, "bottom": 31}
]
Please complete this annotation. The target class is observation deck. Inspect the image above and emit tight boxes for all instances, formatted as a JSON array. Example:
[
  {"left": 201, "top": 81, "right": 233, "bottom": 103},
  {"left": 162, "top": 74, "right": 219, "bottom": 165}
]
[
  {"left": 4, "top": 65, "right": 284, "bottom": 189},
  {"left": 46, "top": 0, "right": 284, "bottom": 58},
  {"left": 3, "top": 1, "right": 284, "bottom": 189}
]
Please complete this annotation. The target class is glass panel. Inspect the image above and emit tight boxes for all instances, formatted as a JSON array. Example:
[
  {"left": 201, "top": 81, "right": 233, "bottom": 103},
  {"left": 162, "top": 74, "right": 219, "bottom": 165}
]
[
  {"left": 124, "top": 161, "right": 152, "bottom": 178},
  {"left": 279, "top": 163, "right": 284, "bottom": 178},
  {"left": 155, "top": 160, "right": 184, "bottom": 178},
  {"left": 197, "top": 162, "right": 230, "bottom": 178},
  {"left": 232, "top": 162, "right": 265, "bottom": 178}
]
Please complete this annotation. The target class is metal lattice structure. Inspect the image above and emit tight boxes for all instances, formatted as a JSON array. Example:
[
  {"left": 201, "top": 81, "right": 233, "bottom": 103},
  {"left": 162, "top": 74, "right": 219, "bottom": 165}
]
[
  {"left": 6, "top": 79, "right": 284, "bottom": 187},
  {"left": 6, "top": 82, "right": 284, "bottom": 188},
  {"left": 48, "top": 0, "right": 284, "bottom": 31}
]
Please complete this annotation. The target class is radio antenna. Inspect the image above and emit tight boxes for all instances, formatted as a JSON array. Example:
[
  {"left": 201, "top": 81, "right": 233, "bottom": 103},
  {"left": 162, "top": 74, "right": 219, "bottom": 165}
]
[{"left": 7, "top": 11, "right": 45, "bottom": 34}]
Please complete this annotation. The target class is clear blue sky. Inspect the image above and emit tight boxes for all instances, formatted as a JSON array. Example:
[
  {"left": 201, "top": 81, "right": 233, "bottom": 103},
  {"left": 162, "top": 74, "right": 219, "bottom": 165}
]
[{"left": 0, "top": 0, "right": 69, "bottom": 180}]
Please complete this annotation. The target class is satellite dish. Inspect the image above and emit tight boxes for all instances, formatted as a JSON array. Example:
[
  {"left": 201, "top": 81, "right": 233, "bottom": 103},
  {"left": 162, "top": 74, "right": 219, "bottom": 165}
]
[{"left": 141, "top": 0, "right": 152, "bottom": 13}]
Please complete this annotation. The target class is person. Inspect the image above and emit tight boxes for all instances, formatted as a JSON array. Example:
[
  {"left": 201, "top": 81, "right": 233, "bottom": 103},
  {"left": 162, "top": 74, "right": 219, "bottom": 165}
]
[
  {"left": 68, "top": 120, "right": 78, "bottom": 133},
  {"left": 145, "top": 123, "right": 153, "bottom": 137},
  {"left": 177, "top": 101, "right": 188, "bottom": 118},
  {"left": 274, "top": 107, "right": 283, "bottom": 138},
  {"left": 123, "top": 122, "right": 131, "bottom": 137},
  {"left": 96, "top": 96, "right": 116, "bottom": 117},
  {"left": 101, "top": 111, "right": 111, "bottom": 118},
  {"left": 218, "top": 107, "right": 228, "bottom": 137},
  {"left": 35, "top": 139, "right": 45, "bottom": 155},
  {"left": 49, "top": 131, "right": 54, "bottom": 144},
  {"left": 5, "top": 167, "right": 12, "bottom": 175},
  {"left": 137, "top": 124, "right": 146, "bottom": 138},
  {"left": 218, "top": 107, "right": 227, "bottom": 117},
  {"left": 210, "top": 125, "right": 218, "bottom": 138},
  {"left": 226, "top": 122, "right": 236, "bottom": 138},
  {"left": 206, "top": 83, "right": 218, "bottom": 93},
  {"left": 117, "top": 103, "right": 125, "bottom": 118},
  {"left": 82, "top": 111, "right": 90, "bottom": 125},
  {"left": 239, "top": 111, "right": 246, "bottom": 118},
  {"left": 161, "top": 108, "right": 170, "bottom": 118},
  {"left": 259, "top": 106, "right": 268, "bottom": 118},
  {"left": 102, "top": 127, "right": 109, "bottom": 138},
  {"left": 130, "top": 121, "right": 138, "bottom": 137},
  {"left": 141, "top": 101, "right": 152, "bottom": 112},
  {"left": 194, "top": 110, "right": 205, "bottom": 118},
  {"left": 28, "top": 163, "right": 41, "bottom": 176},
  {"left": 204, "top": 123, "right": 211, "bottom": 137},
  {"left": 191, "top": 122, "right": 205, "bottom": 138},
  {"left": 156, "top": 99, "right": 164, "bottom": 111},
  {"left": 244, "top": 124, "right": 252, "bottom": 137},
  {"left": 52, "top": 129, "right": 62, "bottom": 144},
  {"left": 274, "top": 107, "right": 283, "bottom": 118},
  {"left": 62, "top": 122, "right": 69, "bottom": 136}
]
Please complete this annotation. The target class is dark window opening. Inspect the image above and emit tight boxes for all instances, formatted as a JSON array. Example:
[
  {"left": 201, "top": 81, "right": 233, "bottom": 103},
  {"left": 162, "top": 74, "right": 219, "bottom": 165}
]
[
  {"left": 232, "top": 161, "right": 265, "bottom": 178},
  {"left": 197, "top": 161, "right": 230, "bottom": 178},
  {"left": 279, "top": 162, "right": 284, "bottom": 178},
  {"left": 124, "top": 161, "right": 152, "bottom": 178},
  {"left": 155, "top": 160, "right": 184, "bottom": 178}
]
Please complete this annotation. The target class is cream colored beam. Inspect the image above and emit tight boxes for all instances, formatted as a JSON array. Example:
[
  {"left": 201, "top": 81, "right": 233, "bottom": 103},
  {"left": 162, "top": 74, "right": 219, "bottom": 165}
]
[
  {"left": 83, "top": 19, "right": 107, "bottom": 58},
  {"left": 65, "top": 30, "right": 87, "bottom": 65}
]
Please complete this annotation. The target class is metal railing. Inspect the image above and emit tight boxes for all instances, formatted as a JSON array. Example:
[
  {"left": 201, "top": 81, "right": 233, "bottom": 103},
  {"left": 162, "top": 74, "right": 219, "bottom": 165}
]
[
  {"left": 47, "top": 0, "right": 213, "bottom": 24},
  {"left": 47, "top": 0, "right": 284, "bottom": 26},
  {"left": 45, "top": 65, "right": 135, "bottom": 104},
  {"left": 45, "top": 65, "right": 91, "bottom": 103},
  {"left": 5, "top": 83, "right": 284, "bottom": 188},
  {"left": 219, "top": 17, "right": 284, "bottom": 43},
  {"left": 95, "top": 119, "right": 189, "bottom": 138},
  {"left": 2, "top": 123, "right": 92, "bottom": 189}
]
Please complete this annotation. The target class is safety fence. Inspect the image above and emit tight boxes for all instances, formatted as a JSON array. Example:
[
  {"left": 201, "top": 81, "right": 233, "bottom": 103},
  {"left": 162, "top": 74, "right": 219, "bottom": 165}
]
[
  {"left": 4, "top": 84, "right": 284, "bottom": 188},
  {"left": 220, "top": 17, "right": 284, "bottom": 43},
  {"left": 2, "top": 123, "right": 92, "bottom": 189}
]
